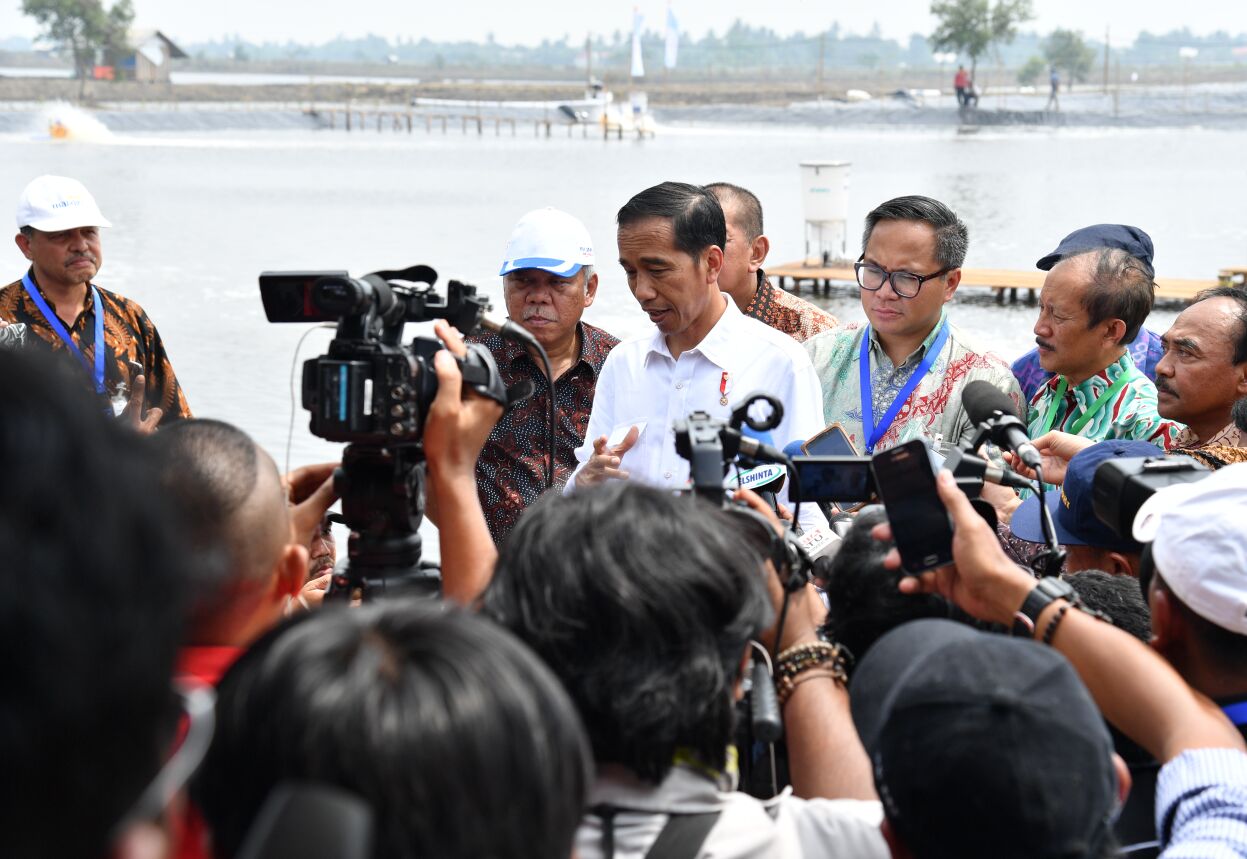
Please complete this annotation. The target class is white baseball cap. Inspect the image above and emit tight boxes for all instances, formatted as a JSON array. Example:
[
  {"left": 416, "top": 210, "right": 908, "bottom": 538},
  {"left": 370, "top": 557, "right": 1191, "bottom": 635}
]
[
  {"left": 498, "top": 207, "right": 594, "bottom": 277},
  {"left": 16, "top": 175, "right": 112, "bottom": 232},
  {"left": 1133, "top": 462, "right": 1247, "bottom": 635}
]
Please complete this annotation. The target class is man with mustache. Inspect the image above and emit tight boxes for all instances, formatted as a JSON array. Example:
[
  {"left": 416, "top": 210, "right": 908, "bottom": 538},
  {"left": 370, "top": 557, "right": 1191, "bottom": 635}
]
[
  {"left": 1157, "top": 286, "right": 1247, "bottom": 452},
  {"left": 471, "top": 207, "right": 619, "bottom": 542},
  {"left": 0, "top": 175, "right": 190, "bottom": 429},
  {"left": 803, "top": 195, "right": 1020, "bottom": 454},
  {"left": 1026, "top": 225, "right": 1182, "bottom": 452}
]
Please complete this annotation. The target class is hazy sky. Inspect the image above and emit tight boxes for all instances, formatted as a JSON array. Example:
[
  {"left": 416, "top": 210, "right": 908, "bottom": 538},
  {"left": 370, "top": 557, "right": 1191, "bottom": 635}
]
[{"left": 2, "top": 0, "right": 1244, "bottom": 47}]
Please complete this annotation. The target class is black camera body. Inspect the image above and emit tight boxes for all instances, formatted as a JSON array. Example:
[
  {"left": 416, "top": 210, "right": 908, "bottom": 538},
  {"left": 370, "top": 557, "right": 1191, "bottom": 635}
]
[
  {"left": 259, "top": 265, "right": 506, "bottom": 600},
  {"left": 1093, "top": 455, "right": 1211, "bottom": 540},
  {"left": 262, "top": 266, "right": 505, "bottom": 446}
]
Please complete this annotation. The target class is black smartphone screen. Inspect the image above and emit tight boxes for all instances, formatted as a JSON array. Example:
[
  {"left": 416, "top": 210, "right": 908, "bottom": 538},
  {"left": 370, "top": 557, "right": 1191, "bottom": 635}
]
[
  {"left": 790, "top": 456, "right": 874, "bottom": 504},
  {"left": 802, "top": 423, "right": 858, "bottom": 456},
  {"left": 871, "top": 439, "right": 954, "bottom": 574}
]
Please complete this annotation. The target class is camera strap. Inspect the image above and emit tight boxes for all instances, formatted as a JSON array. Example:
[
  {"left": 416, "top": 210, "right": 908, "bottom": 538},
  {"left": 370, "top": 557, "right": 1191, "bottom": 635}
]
[
  {"left": 21, "top": 272, "right": 106, "bottom": 395},
  {"left": 859, "top": 318, "right": 950, "bottom": 453},
  {"left": 645, "top": 811, "right": 722, "bottom": 859}
]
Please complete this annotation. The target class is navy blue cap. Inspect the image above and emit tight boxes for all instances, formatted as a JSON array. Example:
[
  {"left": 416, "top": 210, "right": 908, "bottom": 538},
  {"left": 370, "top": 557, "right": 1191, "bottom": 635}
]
[
  {"left": 1035, "top": 224, "right": 1155, "bottom": 273},
  {"left": 1010, "top": 439, "right": 1164, "bottom": 553}
]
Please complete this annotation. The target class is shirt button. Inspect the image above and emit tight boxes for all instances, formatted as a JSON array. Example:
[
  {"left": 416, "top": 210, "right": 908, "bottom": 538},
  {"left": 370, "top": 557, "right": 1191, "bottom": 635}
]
[
  {"left": 675, "top": 381, "right": 684, "bottom": 389},
  {"left": 664, "top": 471, "right": 672, "bottom": 479}
]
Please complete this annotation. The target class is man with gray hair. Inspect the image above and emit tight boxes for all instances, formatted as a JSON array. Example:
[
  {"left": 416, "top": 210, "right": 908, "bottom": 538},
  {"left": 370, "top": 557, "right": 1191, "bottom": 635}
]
[
  {"left": 803, "top": 195, "right": 1020, "bottom": 453},
  {"left": 1026, "top": 224, "right": 1182, "bottom": 448},
  {"left": 470, "top": 207, "right": 619, "bottom": 542}
]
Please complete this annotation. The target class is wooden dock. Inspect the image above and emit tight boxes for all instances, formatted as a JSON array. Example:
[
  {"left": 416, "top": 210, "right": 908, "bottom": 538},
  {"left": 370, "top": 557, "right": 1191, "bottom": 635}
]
[
  {"left": 304, "top": 107, "right": 651, "bottom": 140},
  {"left": 768, "top": 261, "right": 1228, "bottom": 305}
]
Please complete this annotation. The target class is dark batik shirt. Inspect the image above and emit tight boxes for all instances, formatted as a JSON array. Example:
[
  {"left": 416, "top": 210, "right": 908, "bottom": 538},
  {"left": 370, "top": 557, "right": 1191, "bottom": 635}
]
[
  {"left": 1, "top": 271, "right": 191, "bottom": 422},
  {"left": 743, "top": 271, "right": 839, "bottom": 343},
  {"left": 469, "top": 321, "right": 618, "bottom": 543}
]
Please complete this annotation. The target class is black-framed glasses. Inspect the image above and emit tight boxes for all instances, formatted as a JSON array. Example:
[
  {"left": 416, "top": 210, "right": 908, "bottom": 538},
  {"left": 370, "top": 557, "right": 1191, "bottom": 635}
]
[{"left": 854, "top": 256, "right": 953, "bottom": 299}]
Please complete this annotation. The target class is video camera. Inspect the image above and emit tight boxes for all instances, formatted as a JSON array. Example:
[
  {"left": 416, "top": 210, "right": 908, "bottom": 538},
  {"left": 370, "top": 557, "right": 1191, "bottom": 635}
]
[
  {"left": 1092, "top": 454, "right": 1211, "bottom": 540},
  {"left": 259, "top": 265, "right": 511, "bottom": 601}
]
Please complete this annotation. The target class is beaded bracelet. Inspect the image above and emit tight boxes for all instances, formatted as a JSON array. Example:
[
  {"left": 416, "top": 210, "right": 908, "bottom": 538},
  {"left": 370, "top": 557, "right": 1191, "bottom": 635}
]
[
  {"left": 774, "top": 641, "right": 851, "bottom": 680},
  {"left": 1042, "top": 602, "right": 1073, "bottom": 645},
  {"left": 777, "top": 667, "right": 844, "bottom": 707}
]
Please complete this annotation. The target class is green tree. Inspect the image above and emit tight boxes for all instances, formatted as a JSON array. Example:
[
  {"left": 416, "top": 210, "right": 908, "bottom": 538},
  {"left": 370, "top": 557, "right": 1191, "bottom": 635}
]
[
  {"left": 1017, "top": 54, "right": 1045, "bottom": 85},
  {"left": 21, "top": 0, "right": 133, "bottom": 97},
  {"left": 930, "top": 0, "right": 1034, "bottom": 80},
  {"left": 1043, "top": 28, "right": 1095, "bottom": 89}
]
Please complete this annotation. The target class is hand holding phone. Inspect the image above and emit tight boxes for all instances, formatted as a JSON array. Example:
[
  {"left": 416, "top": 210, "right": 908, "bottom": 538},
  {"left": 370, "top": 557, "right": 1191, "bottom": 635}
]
[{"left": 871, "top": 439, "right": 954, "bottom": 574}]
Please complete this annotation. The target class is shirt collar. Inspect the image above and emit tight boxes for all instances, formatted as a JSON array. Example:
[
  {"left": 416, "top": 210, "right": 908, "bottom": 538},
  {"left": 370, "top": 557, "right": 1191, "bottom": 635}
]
[
  {"left": 644, "top": 293, "right": 735, "bottom": 367},
  {"left": 867, "top": 308, "right": 948, "bottom": 367},
  {"left": 503, "top": 320, "right": 601, "bottom": 377},
  {"left": 1054, "top": 350, "right": 1135, "bottom": 397}
]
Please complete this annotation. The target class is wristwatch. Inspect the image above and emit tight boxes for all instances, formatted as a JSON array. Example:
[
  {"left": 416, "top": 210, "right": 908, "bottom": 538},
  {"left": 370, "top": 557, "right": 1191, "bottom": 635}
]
[{"left": 1012, "top": 576, "right": 1078, "bottom": 637}]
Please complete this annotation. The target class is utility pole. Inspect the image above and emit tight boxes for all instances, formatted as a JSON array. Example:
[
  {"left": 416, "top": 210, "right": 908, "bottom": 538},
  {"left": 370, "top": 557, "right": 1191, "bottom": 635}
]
[{"left": 1102, "top": 25, "right": 1110, "bottom": 93}]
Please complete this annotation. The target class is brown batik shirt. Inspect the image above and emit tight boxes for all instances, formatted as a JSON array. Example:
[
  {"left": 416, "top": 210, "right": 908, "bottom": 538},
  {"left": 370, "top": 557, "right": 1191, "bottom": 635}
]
[
  {"left": 743, "top": 270, "right": 839, "bottom": 343},
  {"left": 468, "top": 321, "right": 618, "bottom": 543},
  {"left": 1, "top": 271, "right": 191, "bottom": 423}
]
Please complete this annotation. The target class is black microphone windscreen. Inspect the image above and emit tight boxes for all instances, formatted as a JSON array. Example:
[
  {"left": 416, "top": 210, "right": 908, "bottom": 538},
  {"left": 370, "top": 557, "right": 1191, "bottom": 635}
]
[{"left": 962, "top": 380, "right": 1022, "bottom": 426}]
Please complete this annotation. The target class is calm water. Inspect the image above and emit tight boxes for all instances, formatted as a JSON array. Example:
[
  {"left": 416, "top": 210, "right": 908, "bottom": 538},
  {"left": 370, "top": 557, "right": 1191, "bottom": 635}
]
[{"left": 2, "top": 118, "right": 1242, "bottom": 549}]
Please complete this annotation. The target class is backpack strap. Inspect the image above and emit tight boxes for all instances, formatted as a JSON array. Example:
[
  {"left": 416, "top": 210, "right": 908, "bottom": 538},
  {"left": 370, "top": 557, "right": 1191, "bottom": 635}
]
[{"left": 643, "top": 811, "right": 722, "bottom": 859}]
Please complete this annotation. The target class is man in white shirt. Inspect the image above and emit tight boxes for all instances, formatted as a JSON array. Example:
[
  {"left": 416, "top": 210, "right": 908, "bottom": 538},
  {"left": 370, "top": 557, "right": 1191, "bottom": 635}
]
[{"left": 569, "top": 182, "right": 825, "bottom": 525}]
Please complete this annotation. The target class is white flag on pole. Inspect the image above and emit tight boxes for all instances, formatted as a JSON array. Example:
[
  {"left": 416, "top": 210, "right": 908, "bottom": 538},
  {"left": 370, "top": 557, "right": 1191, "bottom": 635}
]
[
  {"left": 631, "top": 7, "right": 645, "bottom": 78},
  {"left": 664, "top": 5, "right": 679, "bottom": 69}
]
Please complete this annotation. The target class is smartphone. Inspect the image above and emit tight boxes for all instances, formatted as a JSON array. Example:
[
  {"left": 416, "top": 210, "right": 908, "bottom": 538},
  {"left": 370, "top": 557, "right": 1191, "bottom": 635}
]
[
  {"left": 871, "top": 439, "right": 954, "bottom": 574},
  {"left": 802, "top": 422, "right": 858, "bottom": 456},
  {"left": 789, "top": 456, "right": 874, "bottom": 505}
]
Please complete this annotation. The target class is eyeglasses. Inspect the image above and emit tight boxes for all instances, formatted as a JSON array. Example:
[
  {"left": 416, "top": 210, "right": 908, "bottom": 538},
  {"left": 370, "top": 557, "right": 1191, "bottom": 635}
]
[{"left": 854, "top": 256, "right": 953, "bottom": 299}]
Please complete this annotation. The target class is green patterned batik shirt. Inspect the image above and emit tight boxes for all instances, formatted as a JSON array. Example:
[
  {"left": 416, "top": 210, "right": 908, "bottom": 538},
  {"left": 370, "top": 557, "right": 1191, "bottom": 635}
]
[{"left": 1026, "top": 351, "right": 1184, "bottom": 448}]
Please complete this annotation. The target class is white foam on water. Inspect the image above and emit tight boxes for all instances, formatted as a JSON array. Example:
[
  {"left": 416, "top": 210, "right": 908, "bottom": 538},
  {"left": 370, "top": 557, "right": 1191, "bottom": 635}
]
[{"left": 38, "top": 102, "right": 114, "bottom": 143}]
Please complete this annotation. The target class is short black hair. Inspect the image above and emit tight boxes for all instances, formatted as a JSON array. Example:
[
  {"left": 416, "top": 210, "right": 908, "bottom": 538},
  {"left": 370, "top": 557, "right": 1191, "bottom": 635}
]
[
  {"left": 705, "top": 182, "right": 764, "bottom": 242},
  {"left": 18, "top": 225, "right": 34, "bottom": 238},
  {"left": 1192, "top": 285, "right": 1247, "bottom": 364},
  {"left": 1234, "top": 396, "right": 1247, "bottom": 433},
  {"left": 0, "top": 349, "right": 190, "bottom": 857},
  {"left": 481, "top": 482, "right": 773, "bottom": 783},
  {"left": 1068, "top": 247, "right": 1155, "bottom": 345},
  {"left": 820, "top": 507, "right": 977, "bottom": 672},
  {"left": 1063, "top": 570, "right": 1151, "bottom": 642},
  {"left": 152, "top": 419, "right": 286, "bottom": 638},
  {"left": 862, "top": 195, "right": 969, "bottom": 269},
  {"left": 617, "top": 181, "right": 727, "bottom": 259},
  {"left": 194, "top": 603, "right": 591, "bottom": 859}
]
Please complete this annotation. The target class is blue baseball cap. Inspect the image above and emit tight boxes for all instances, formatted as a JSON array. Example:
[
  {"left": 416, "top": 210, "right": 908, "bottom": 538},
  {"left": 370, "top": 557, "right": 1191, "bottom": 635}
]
[
  {"left": 1035, "top": 224, "right": 1155, "bottom": 274},
  {"left": 1010, "top": 440, "right": 1164, "bottom": 553}
]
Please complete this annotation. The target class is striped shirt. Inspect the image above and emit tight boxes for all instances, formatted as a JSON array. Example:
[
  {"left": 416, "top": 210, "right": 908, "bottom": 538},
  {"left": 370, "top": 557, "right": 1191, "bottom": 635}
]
[{"left": 1155, "top": 748, "right": 1247, "bottom": 857}]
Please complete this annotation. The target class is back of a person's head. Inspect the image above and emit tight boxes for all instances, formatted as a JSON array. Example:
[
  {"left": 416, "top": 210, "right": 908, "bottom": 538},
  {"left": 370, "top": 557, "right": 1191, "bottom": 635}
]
[
  {"left": 1064, "top": 570, "right": 1151, "bottom": 642},
  {"left": 481, "top": 482, "right": 773, "bottom": 783},
  {"left": 820, "top": 507, "right": 974, "bottom": 670},
  {"left": 193, "top": 602, "right": 590, "bottom": 859},
  {"left": 0, "top": 350, "right": 189, "bottom": 858},
  {"left": 153, "top": 419, "right": 289, "bottom": 636}
]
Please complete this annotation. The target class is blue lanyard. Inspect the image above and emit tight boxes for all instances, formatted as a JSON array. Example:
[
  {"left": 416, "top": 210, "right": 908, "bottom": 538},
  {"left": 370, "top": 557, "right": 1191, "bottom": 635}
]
[
  {"left": 1222, "top": 700, "right": 1247, "bottom": 727},
  {"left": 859, "top": 319, "right": 950, "bottom": 453},
  {"left": 21, "top": 272, "right": 107, "bottom": 395}
]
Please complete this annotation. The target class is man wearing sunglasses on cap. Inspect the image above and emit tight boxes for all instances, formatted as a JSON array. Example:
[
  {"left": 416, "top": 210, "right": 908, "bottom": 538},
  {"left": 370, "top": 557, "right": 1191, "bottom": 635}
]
[{"left": 804, "top": 195, "right": 1020, "bottom": 455}]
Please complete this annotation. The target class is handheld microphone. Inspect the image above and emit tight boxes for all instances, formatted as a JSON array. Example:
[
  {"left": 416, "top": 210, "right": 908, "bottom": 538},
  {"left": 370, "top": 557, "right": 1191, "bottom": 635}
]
[
  {"left": 962, "top": 381, "right": 1042, "bottom": 471},
  {"left": 943, "top": 447, "right": 1038, "bottom": 494},
  {"left": 475, "top": 314, "right": 541, "bottom": 349},
  {"left": 732, "top": 430, "right": 787, "bottom": 465}
]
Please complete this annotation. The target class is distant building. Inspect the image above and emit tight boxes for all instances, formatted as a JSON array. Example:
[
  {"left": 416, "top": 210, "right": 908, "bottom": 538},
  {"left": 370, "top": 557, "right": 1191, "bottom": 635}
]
[{"left": 116, "top": 30, "right": 187, "bottom": 83}]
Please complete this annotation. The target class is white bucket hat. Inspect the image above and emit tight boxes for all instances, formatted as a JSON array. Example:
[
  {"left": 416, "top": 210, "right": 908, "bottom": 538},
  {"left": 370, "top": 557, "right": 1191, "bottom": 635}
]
[
  {"left": 498, "top": 207, "right": 594, "bottom": 277},
  {"left": 1133, "top": 462, "right": 1247, "bottom": 635},
  {"left": 16, "top": 175, "right": 112, "bottom": 232}
]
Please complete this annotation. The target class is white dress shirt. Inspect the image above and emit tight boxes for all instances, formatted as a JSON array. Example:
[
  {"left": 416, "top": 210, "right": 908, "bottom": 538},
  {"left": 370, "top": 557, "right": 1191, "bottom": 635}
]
[{"left": 569, "top": 296, "right": 826, "bottom": 530}]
